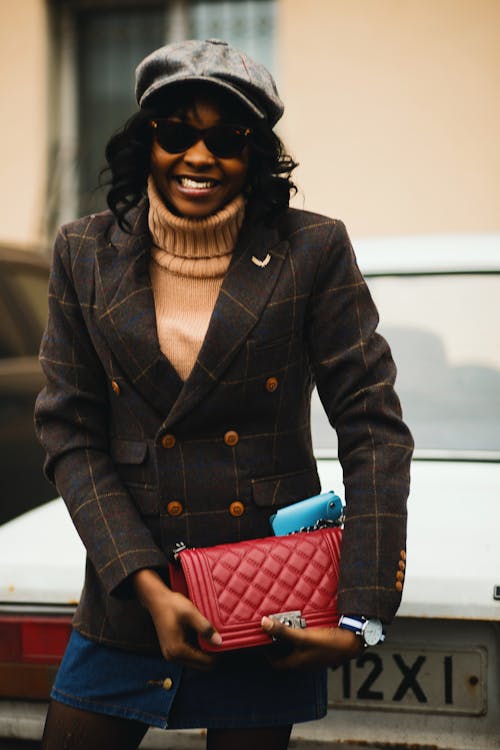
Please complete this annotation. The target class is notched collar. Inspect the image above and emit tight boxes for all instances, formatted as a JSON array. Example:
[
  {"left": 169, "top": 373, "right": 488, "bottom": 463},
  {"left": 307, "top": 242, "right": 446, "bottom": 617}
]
[{"left": 95, "top": 200, "right": 290, "bottom": 425}]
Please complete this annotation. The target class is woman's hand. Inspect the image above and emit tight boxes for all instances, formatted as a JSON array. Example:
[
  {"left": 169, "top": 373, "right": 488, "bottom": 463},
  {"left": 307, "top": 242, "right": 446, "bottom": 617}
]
[
  {"left": 261, "top": 616, "right": 364, "bottom": 670},
  {"left": 133, "top": 569, "right": 221, "bottom": 671}
]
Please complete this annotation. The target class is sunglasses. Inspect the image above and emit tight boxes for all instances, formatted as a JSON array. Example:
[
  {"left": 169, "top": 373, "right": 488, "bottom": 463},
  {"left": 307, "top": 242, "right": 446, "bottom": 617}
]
[{"left": 151, "top": 119, "right": 252, "bottom": 159}]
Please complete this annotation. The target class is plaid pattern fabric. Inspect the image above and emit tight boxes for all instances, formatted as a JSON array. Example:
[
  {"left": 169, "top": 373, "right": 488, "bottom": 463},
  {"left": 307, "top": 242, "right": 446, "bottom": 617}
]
[{"left": 35, "top": 200, "right": 413, "bottom": 653}]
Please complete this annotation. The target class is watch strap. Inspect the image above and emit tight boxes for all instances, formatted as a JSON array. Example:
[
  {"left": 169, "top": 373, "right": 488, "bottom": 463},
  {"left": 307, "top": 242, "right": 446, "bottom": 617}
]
[
  {"left": 338, "top": 615, "right": 365, "bottom": 633},
  {"left": 338, "top": 615, "right": 386, "bottom": 646}
]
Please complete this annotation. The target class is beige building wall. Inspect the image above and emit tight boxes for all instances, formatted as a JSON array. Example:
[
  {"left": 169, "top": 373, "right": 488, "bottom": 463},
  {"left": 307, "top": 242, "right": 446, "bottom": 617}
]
[
  {"left": 0, "top": 0, "right": 49, "bottom": 247},
  {"left": 278, "top": 0, "right": 500, "bottom": 237},
  {"left": 0, "top": 1, "right": 498, "bottom": 245}
]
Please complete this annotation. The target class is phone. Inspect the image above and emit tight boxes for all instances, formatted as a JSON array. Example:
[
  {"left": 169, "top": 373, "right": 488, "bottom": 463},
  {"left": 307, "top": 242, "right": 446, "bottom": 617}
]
[{"left": 270, "top": 490, "right": 344, "bottom": 536}]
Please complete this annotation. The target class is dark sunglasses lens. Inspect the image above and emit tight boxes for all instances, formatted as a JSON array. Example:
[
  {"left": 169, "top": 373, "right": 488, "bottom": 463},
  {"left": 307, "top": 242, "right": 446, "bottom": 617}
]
[
  {"left": 155, "top": 123, "right": 197, "bottom": 153},
  {"left": 206, "top": 126, "right": 248, "bottom": 158},
  {"left": 154, "top": 122, "right": 249, "bottom": 157}
]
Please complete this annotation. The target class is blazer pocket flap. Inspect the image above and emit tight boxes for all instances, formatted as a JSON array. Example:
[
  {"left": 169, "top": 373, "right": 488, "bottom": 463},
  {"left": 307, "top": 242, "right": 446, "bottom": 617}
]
[
  {"left": 110, "top": 438, "right": 148, "bottom": 465},
  {"left": 251, "top": 468, "right": 321, "bottom": 508}
]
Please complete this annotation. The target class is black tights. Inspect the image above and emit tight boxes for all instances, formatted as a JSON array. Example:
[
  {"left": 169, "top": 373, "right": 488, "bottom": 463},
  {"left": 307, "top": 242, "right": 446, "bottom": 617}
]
[{"left": 41, "top": 700, "right": 292, "bottom": 750}]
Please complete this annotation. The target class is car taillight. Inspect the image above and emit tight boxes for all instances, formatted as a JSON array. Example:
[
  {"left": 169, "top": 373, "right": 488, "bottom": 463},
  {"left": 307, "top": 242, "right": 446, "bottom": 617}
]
[{"left": 0, "top": 614, "right": 72, "bottom": 699}]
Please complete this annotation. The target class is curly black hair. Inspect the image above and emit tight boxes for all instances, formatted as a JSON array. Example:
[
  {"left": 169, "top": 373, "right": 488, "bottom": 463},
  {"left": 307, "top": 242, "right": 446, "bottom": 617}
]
[{"left": 101, "top": 84, "right": 298, "bottom": 232}]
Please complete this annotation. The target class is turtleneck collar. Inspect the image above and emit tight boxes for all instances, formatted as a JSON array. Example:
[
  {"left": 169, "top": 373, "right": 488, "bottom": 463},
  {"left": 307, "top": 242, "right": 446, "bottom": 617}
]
[{"left": 147, "top": 175, "right": 245, "bottom": 262}]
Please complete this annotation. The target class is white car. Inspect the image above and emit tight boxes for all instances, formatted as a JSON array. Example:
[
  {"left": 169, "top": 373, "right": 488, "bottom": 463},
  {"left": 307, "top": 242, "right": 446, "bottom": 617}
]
[{"left": 1, "top": 235, "right": 499, "bottom": 749}]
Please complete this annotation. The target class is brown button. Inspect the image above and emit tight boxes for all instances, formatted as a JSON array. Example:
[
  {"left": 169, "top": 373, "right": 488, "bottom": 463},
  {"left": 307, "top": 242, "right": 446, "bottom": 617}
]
[
  {"left": 111, "top": 380, "right": 121, "bottom": 396},
  {"left": 161, "top": 434, "right": 176, "bottom": 449},
  {"left": 167, "top": 501, "right": 183, "bottom": 516},
  {"left": 400, "top": 549, "right": 406, "bottom": 561},
  {"left": 265, "top": 376, "right": 279, "bottom": 392},
  {"left": 229, "top": 501, "right": 245, "bottom": 517},
  {"left": 398, "top": 560, "right": 406, "bottom": 571},
  {"left": 224, "top": 430, "right": 239, "bottom": 446},
  {"left": 396, "top": 570, "right": 405, "bottom": 582},
  {"left": 395, "top": 581, "right": 403, "bottom": 592},
  {"left": 162, "top": 677, "right": 173, "bottom": 691}
]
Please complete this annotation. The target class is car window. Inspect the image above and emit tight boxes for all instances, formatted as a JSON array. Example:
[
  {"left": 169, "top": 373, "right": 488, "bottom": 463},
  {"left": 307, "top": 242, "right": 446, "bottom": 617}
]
[{"left": 312, "top": 273, "right": 500, "bottom": 454}]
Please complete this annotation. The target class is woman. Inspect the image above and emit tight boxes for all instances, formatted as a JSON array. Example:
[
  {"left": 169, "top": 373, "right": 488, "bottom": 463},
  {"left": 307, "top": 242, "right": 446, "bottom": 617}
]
[{"left": 35, "top": 39, "right": 413, "bottom": 750}]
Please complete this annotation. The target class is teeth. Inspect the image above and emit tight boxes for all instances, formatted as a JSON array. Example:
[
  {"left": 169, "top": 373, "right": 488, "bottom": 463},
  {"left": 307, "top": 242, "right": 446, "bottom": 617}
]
[{"left": 178, "top": 177, "right": 217, "bottom": 189}]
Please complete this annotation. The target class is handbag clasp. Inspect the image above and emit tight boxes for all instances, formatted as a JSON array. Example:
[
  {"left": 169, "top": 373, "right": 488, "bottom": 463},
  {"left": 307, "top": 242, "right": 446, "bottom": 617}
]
[{"left": 269, "top": 610, "right": 307, "bottom": 629}]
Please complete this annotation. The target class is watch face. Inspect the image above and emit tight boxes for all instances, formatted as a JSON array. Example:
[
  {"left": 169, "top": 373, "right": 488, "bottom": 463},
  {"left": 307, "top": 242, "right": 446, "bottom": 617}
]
[{"left": 363, "top": 619, "right": 383, "bottom": 646}]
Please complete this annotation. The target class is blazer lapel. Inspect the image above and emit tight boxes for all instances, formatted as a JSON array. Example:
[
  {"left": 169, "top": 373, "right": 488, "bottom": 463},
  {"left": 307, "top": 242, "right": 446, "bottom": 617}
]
[
  {"left": 95, "top": 203, "right": 183, "bottom": 417},
  {"left": 164, "top": 212, "right": 289, "bottom": 428}
]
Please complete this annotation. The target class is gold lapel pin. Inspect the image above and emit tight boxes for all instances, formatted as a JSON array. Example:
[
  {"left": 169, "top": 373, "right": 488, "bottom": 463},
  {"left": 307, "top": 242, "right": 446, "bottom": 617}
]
[{"left": 251, "top": 253, "right": 271, "bottom": 268}]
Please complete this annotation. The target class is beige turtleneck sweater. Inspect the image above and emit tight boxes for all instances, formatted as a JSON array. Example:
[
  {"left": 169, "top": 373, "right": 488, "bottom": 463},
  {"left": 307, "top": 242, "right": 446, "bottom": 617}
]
[{"left": 148, "top": 177, "right": 245, "bottom": 380}]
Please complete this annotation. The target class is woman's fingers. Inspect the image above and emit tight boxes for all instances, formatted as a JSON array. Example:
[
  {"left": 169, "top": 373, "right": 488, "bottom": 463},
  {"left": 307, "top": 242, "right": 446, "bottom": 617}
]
[
  {"left": 177, "top": 599, "right": 222, "bottom": 651},
  {"left": 187, "top": 606, "right": 223, "bottom": 647},
  {"left": 164, "top": 638, "right": 218, "bottom": 671},
  {"left": 147, "top": 590, "right": 221, "bottom": 669},
  {"left": 261, "top": 617, "right": 365, "bottom": 670},
  {"left": 261, "top": 615, "right": 304, "bottom": 642}
]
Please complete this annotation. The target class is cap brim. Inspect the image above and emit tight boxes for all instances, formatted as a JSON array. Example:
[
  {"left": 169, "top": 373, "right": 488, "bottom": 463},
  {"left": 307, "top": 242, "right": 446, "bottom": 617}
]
[{"left": 138, "top": 75, "right": 267, "bottom": 121}]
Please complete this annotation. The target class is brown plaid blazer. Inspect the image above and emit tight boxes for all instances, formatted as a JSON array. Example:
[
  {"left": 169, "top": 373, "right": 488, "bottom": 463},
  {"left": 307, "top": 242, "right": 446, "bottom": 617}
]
[{"left": 35, "top": 199, "right": 413, "bottom": 653}]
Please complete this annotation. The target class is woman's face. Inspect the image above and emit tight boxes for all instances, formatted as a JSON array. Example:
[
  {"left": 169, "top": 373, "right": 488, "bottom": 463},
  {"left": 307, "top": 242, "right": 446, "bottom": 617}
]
[{"left": 150, "top": 98, "right": 250, "bottom": 218}]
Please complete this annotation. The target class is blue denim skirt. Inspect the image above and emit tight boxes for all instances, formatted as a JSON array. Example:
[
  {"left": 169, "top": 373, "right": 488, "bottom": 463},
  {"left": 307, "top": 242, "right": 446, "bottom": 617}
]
[{"left": 51, "top": 630, "right": 327, "bottom": 729}]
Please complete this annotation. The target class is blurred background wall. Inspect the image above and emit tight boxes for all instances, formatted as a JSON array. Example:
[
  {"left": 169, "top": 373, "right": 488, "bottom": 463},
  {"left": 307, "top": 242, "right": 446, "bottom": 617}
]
[
  {"left": 280, "top": 0, "right": 500, "bottom": 236},
  {"left": 0, "top": 0, "right": 49, "bottom": 247},
  {"left": 0, "top": 0, "right": 499, "bottom": 250}
]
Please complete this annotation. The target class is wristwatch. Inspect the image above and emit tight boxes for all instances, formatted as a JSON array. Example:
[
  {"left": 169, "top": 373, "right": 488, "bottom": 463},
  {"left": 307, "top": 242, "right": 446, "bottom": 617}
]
[{"left": 338, "top": 615, "right": 385, "bottom": 647}]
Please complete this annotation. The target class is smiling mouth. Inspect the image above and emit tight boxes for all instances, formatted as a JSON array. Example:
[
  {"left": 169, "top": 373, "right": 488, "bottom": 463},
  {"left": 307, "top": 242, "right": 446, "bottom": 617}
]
[{"left": 176, "top": 176, "right": 220, "bottom": 190}]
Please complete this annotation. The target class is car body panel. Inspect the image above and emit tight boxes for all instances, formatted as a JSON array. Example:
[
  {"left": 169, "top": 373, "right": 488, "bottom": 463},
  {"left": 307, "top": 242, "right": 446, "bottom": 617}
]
[
  {"left": 1, "top": 452, "right": 499, "bottom": 621},
  {"left": 317, "top": 458, "right": 500, "bottom": 621},
  {"left": 353, "top": 233, "right": 500, "bottom": 274},
  {"left": 0, "top": 499, "right": 84, "bottom": 608},
  {"left": 312, "top": 617, "right": 499, "bottom": 750}
]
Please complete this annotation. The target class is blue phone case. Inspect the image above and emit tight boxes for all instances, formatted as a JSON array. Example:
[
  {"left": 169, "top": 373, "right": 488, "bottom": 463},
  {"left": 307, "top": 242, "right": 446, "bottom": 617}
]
[{"left": 270, "top": 490, "right": 344, "bottom": 536}]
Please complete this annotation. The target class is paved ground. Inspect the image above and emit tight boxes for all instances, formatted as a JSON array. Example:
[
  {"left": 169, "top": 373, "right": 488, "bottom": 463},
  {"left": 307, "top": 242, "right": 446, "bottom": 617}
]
[{"left": 0, "top": 744, "right": 372, "bottom": 750}]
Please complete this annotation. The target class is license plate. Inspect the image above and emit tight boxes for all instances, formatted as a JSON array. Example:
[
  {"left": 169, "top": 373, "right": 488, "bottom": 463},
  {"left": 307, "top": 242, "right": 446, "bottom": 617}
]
[{"left": 328, "top": 643, "right": 486, "bottom": 715}]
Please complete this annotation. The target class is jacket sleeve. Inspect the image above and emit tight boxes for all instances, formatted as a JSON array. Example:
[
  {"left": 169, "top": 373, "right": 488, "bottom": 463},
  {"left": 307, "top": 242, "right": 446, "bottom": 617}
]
[
  {"left": 35, "top": 226, "right": 169, "bottom": 596},
  {"left": 306, "top": 220, "right": 414, "bottom": 623}
]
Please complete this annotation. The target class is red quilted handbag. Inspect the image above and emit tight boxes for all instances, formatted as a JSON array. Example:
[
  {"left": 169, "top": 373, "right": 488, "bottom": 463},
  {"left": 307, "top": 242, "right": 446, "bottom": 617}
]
[{"left": 168, "top": 527, "right": 342, "bottom": 652}]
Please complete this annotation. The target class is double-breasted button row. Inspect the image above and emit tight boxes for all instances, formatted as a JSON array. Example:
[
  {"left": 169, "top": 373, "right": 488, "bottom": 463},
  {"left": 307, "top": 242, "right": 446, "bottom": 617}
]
[
  {"left": 166, "top": 500, "right": 245, "bottom": 517},
  {"left": 162, "top": 431, "right": 241, "bottom": 448}
]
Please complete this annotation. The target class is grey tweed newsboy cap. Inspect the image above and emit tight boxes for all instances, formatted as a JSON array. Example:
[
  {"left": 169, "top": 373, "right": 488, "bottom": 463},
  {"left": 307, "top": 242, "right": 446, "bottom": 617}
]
[{"left": 135, "top": 38, "right": 284, "bottom": 126}]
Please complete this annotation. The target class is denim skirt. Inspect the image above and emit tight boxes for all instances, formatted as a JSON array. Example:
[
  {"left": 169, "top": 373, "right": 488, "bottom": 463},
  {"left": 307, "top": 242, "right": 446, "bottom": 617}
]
[{"left": 51, "top": 630, "right": 328, "bottom": 729}]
